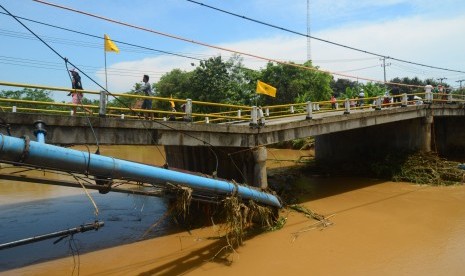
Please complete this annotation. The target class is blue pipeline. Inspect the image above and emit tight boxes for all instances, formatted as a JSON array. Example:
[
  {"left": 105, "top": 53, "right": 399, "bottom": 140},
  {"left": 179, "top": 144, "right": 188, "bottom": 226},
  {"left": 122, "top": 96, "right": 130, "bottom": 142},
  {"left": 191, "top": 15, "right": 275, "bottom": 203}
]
[
  {"left": 0, "top": 135, "right": 281, "bottom": 208},
  {"left": 36, "top": 132, "right": 45, "bottom": 144}
]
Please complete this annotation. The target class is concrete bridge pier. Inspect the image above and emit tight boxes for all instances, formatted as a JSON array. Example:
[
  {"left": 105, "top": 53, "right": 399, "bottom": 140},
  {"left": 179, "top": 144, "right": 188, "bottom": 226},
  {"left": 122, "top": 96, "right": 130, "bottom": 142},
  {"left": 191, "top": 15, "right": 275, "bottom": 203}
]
[
  {"left": 421, "top": 115, "right": 433, "bottom": 152},
  {"left": 164, "top": 145, "right": 268, "bottom": 188},
  {"left": 252, "top": 146, "right": 268, "bottom": 189}
]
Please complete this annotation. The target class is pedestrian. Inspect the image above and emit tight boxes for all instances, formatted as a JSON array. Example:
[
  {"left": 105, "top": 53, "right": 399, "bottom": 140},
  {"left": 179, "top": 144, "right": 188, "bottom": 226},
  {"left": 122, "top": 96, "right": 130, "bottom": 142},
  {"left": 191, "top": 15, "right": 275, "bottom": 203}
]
[
  {"left": 135, "top": 75, "right": 154, "bottom": 120},
  {"left": 391, "top": 85, "right": 401, "bottom": 103},
  {"left": 68, "top": 68, "right": 92, "bottom": 116},
  {"left": 330, "top": 95, "right": 337, "bottom": 109},
  {"left": 168, "top": 107, "right": 176, "bottom": 121},
  {"left": 438, "top": 85, "right": 446, "bottom": 101},
  {"left": 358, "top": 89, "right": 365, "bottom": 107},
  {"left": 424, "top": 82, "right": 433, "bottom": 102}
]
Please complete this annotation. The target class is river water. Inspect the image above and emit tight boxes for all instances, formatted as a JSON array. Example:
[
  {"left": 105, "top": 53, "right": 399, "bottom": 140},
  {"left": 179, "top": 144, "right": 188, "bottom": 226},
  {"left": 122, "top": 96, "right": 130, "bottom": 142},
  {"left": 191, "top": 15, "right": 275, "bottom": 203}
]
[{"left": 1, "top": 147, "right": 465, "bottom": 275}]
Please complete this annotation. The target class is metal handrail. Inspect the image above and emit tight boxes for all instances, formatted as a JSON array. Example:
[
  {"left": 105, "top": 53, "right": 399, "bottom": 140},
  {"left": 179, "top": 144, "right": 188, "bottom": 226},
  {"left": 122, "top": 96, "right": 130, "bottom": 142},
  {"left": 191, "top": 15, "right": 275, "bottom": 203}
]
[{"left": 1, "top": 80, "right": 464, "bottom": 124}]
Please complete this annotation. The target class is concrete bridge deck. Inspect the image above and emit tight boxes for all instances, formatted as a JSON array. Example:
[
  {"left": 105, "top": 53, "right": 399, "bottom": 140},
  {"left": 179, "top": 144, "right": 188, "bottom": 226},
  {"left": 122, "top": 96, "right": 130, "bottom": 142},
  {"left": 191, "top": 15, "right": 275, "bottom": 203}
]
[{"left": 1, "top": 104, "right": 463, "bottom": 147}]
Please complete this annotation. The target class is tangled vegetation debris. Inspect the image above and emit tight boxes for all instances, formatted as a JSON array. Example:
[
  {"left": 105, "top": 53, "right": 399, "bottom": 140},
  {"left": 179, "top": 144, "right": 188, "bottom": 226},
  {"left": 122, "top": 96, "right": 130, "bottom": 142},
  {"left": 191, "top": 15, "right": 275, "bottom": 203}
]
[{"left": 373, "top": 152, "right": 464, "bottom": 185}]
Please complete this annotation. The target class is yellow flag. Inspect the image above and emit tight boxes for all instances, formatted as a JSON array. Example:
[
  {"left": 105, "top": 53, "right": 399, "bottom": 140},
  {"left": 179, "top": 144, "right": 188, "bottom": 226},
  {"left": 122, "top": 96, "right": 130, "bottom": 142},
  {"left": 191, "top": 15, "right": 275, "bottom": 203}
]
[
  {"left": 256, "top": 80, "right": 277, "bottom": 97},
  {"left": 104, "top": 34, "right": 120, "bottom": 53}
]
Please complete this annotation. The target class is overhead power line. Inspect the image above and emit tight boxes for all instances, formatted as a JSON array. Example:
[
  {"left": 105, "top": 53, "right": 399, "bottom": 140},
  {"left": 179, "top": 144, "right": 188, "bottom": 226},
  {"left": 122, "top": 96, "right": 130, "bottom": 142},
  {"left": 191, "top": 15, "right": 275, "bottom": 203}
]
[
  {"left": 32, "top": 0, "right": 426, "bottom": 88},
  {"left": 0, "top": 11, "right": 202, "bottom": 62},
  {"left": 0, "top": 55, "right": 167, "bottom": 78},
  {"left": 185, "top": 0, "right": 465, "bottom": 75}
]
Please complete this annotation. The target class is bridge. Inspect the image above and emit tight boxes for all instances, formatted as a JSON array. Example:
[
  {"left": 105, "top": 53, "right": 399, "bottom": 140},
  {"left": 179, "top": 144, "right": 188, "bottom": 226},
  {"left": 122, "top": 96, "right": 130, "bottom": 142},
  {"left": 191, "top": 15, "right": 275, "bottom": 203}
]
[{"left": 1, "top": 81, "right": 465, "bottom": 188}]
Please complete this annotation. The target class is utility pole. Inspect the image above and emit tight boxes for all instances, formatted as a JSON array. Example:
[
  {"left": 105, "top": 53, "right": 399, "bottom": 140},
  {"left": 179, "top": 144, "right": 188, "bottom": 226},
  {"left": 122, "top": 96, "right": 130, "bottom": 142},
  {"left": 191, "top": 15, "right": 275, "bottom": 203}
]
[
  {"left": 380, "top": 57, "right": 391, "bottom": 83},
  {"left": 457, "top": 79, "right": 465, "bottom": 96},
  {"left": 457, "top": 79, "right": 465, "bottom": 89},
  {"left": 437, "top": 77, "right": 447, "bottom": 84},
  {"left": 380, "top": 57, "right": 391, "bottom": 92},
  {"left": 306, "top": 0, "right": 311, "bottom": 62}
]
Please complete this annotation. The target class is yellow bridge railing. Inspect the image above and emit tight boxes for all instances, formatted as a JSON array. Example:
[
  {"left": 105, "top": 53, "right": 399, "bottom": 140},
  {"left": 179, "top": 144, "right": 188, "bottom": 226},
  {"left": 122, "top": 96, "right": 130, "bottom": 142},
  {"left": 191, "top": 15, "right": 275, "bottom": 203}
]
[{"left": 1, "top": 81, "right": 464, "bottom": 124}]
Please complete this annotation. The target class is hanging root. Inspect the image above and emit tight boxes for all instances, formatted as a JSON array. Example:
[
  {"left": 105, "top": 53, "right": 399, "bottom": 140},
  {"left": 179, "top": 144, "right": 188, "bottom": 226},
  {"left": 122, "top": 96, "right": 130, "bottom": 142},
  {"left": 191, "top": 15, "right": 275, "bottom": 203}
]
[
  {"left": 222, "top": 196, "right": 248, "bottom": 247},
  {"left": 169, "top": 185, "right": 193, "bottom": 220},
  {"left": 247, "top": 200, "right": 275, "bottom": 229},
  {"left": 221, "top": 196, "right": 282, "bottom": 248}
]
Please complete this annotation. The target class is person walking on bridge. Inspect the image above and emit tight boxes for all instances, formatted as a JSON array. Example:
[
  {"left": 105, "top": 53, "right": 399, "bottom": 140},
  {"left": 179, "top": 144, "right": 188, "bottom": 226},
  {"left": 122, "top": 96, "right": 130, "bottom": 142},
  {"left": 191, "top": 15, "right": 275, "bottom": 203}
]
[
  {"left": 135, "top": 74, "right": 154, "bottom": 120},
  {"left": 358, "top": 89, "right": 365, "bottom": 107},
  {"left": 330, "top": 95, "right": 337, "bottom": 109},
  {"left": 68, "top": 68, "right": 92, "bottom": 116}
]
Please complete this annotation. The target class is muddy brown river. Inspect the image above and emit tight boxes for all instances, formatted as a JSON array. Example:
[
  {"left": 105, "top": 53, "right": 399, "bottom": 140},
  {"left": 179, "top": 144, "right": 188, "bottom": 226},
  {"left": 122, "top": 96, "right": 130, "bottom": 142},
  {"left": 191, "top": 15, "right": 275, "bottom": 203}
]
[{"left": 1, "top": 146, "right": 465, "bottom": 275}]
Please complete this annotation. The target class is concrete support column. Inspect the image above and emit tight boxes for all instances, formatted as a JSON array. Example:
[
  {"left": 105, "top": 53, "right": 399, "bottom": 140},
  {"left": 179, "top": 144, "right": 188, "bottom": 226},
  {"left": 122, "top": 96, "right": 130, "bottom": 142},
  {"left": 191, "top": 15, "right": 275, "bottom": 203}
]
[
  {"left": 306, "top": 101, "right": 312, "bottom": 119},
  {"left": 184, "top": 99, "right": 192, "bottom": 122},
  {"left": 401, "top": 93, "right": 408, "bottom": 107},
  {"left": 250, "top": 106, "right": 258, "bottom": 127},
  {"left": 421, "top": 115, "right": 433, "bottom": 152},
  {"left": 252, "top": 146, "right": 268, "bottom": 189},
  {"left": 99, "top": 90, "right": 107, "bottom": 117},
  {"left": 258, "top": 107, "right": 265, "bottom": 126},
  {"left": 375, "top": 96, "right": 382, "bottom": 110},
  {"left": 344, "top": 98, "right": 350, "bottom": 114}
]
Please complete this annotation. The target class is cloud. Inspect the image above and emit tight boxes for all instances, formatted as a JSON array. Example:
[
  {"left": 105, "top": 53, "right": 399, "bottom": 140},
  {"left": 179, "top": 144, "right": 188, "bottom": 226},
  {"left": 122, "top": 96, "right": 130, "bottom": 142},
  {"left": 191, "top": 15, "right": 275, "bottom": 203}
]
[{"left": 101, "top": 13, "right": 465, "bottom": 92}]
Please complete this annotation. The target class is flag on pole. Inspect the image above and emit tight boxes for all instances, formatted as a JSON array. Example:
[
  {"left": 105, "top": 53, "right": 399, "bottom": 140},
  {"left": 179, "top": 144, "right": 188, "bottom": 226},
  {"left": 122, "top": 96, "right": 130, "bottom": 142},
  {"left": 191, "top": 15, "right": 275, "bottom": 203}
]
[
  {"left": 104, "top": 34, "right": 120, "bottom": 53},
  {"left": 256, "top": 80, "right": 277, "bottom": 97}
]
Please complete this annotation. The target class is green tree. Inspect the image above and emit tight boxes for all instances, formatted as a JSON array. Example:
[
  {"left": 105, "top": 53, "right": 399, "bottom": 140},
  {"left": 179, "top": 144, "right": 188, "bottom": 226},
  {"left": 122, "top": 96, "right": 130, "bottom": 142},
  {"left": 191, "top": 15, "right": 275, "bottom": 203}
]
[
  {"left": 156, "top": 55, "right": 257, "bottom": 113},
  {"left": 225, "top": 55, "right": 258, "bottom": 106},
  {"left": 155, "top": 68, "right": 193, "bottom": 110},
  {"left": 362, "top": 82, "right": 385, "bottom": 98},
  {"left": 258, "top": 61, "right": 332, "bottom": 105},
  {"left": 0, "top": 88, "right": 55, "bottom": 109},
  {"left": 330, "top": 78, "right": 357, "bottom": 98}
]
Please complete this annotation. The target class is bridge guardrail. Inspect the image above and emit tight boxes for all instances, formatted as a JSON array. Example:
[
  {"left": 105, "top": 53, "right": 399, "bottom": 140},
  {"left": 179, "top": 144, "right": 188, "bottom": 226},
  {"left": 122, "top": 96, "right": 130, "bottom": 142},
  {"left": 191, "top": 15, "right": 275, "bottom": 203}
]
[{"left": 1, "top": 81, "right": 464, "bottom": 125}]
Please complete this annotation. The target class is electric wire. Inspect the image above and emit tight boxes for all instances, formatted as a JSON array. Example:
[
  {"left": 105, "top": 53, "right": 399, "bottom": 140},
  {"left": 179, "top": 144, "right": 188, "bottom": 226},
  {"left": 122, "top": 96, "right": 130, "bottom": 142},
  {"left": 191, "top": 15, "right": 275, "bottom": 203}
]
[
  {"left": 335, "top": 64, "right": 380, "bottom": 73},
  {"left": 0, "top": 4, "right": 171, "bottom": 166},
  {"left": 0, "top": 4, "right": 236, "bottom": 182},
  {"left": 0, "top": 4, "right": 103, "bottom": 155},
  {"left": 1, "top": 4, "right": 267, "bottom": 182},
  {"left": 185, "top": 0, "right": 465, "bottom": 75},
  {"left": 0, "top": 11, "right": 203, "bottom": 61},
  {"left": 0, "top": 54, "right": 165, "bottom": 75},
  {"left": 0, "top": 55, "right": 166, "bottom": 78},
  {"left": 31, "top": 0, "right": 435, "bottom": 89}
]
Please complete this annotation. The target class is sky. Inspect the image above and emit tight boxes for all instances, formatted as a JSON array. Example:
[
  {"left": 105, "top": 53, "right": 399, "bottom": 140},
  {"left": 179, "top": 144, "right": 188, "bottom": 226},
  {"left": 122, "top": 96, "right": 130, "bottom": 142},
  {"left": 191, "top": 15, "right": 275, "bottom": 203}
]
[{"left": 0, "top": 0, "right": 464, "bottom": 102}]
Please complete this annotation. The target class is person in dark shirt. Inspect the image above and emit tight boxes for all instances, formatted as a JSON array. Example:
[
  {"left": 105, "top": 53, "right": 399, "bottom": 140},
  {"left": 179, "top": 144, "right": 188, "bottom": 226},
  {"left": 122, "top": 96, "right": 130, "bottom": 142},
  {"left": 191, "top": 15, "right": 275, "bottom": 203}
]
[
  {"left": 391, "top": 85, "right": 400, "bottom": 103},
  {"left": 135, "top": 75, "right": 154, "bottom": 120},
  {"left": 69, "top": 68, "right": 92, "bottom": 115}
]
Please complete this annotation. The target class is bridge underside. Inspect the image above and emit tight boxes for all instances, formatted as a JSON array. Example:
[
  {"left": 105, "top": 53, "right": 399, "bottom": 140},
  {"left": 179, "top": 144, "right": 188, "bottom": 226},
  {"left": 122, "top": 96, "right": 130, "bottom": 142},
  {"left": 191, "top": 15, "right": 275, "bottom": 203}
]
[
  {"left": 164, "top": 145, "right": 267, "bottom": 188},
  {"left": 314, "top": 116, "right": 465, "bottom": 166},
  {"left": 434, "top": 117, "right": 465, "bottom": 157},
  {"left": 315, "top": 117, "right": 431, "bottom": 164}
]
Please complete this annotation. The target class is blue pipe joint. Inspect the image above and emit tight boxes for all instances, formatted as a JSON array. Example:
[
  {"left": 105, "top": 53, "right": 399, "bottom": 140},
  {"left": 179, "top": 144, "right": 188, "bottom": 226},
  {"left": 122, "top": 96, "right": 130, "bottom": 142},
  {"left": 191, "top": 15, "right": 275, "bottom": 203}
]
[{"left": 33, "top": 120, "right": 47, "bottom": 144}]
